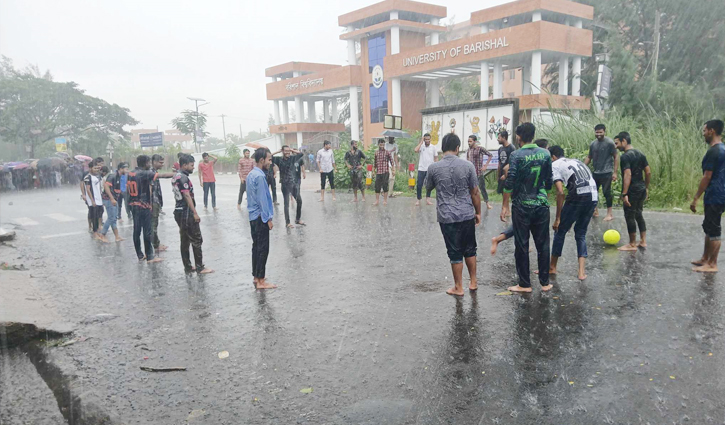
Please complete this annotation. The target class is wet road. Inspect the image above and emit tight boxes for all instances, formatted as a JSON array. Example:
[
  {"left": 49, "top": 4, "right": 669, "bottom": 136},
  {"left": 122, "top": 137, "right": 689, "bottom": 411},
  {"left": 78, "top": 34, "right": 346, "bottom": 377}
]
[{"left": 2, "top": 178, "right": 725, "bottom": 424}]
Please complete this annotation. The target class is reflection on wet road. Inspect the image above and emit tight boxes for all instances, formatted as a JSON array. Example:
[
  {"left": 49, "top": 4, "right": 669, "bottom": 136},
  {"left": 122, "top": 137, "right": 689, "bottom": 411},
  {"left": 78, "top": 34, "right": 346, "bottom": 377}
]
[{"left": 2, "top": 184, "right": 724, "bottom": 424}]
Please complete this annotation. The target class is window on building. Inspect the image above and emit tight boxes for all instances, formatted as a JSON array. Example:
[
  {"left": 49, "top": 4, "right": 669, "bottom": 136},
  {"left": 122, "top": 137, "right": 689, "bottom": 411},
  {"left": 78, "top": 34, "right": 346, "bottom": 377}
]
[
  {"left": 509, "top": 70, "right": 516, "bottom": 80},
  {"left": 368, "top": 34, "right": 386, "bottom": 73},
  {"left": 368, "top": 33, "right": 387, "bottom": 123}
]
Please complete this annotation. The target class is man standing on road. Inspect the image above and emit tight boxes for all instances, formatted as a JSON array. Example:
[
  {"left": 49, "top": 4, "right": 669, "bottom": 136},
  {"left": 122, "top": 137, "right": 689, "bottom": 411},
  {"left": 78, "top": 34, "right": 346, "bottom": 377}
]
[
  {"left": 385, "top": 137, "right": 399, "bottom": 197},
  {"left": 345, "top": 140, "right": 367, "bottom": 203},
  {"left": 272, "top": 145, "right": 305, "bottom": 228},
  {"left": 497, "top": 130, "right": 515, "bottom": 195},
  {"left": 501, "top": 122, "right": 553, "bottom": 293},
  {"left": 547, "top": 146, "right": 598, "bottom": 280},
  {"left": 85, "top": 161, "right": 105, "bottom": 240},
  {"left": 237, "top": 149, "right": 255, "bottom": 210},
  {"left": 172, "top": 154, "right": 213, "bottom": 274},
  {"left": 614, "top": 132, "right": 651, "bottom": 252},
  {"left": 117, "top": 161, "right": 132, "bottom": 222},
  {"left": 317, "top": 140, "right": 336, "bottom": 202},
  {"left": 691, "top": 120, "right": 725, "bottom": 272},
  {"left": 128, "top": 155, "right": 174, "bottom": 263},
  {"left": 266, "top": 159, "right": 279, "bottom": 205},
  {"left": 198, "top": 152, "right": 218, "bottom": 211},
  {"left": 101, "top": 163, "right": 126, "bottom": 242},
  {"left": 247, "top": 149, "right": 276, "bottom": 289},
  {"left": 467, "top": 134, "right": 493, "bottom": 210},
  {"left": 426, "top": 133, "right": 482, "bottom": 296},
  {"left": 373, "top": 139, "right": 394, "bottom": 206},
  {"left": 414, "top": 133, "right": 438, "bottom": 206},
  {"left": 150, "top": 154, "right": 167, "bottom": 253},
  {"left": 308, "top": 151, "right": 315, "bottom": 172},
  {"left": 584, "top": 124, "right": 618, "bottom": 221}
]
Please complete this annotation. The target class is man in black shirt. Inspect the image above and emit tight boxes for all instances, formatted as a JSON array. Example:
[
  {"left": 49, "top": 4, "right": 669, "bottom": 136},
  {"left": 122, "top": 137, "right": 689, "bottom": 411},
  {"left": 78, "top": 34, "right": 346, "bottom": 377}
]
[
  {"left": 345, "top": 140, "right": 367, "bottom": 202},
  {"left": 128, "top": 155, "right": 174, "bottom": 263},
  {"left": 615, "top": 132, "right": 651, "bottom": 251},
  {"left": 150, "top": 154, "right": 167, "bottom": 253},
  {"left": 173, "top": 154, "right": 213, "bottom": 274},
  {"left": 271, "top": 145, "right": 305, "bottom": 228},
  {"left": 266, "top": 161, "right": 278, "bottom": 205},
  {"left": 497, "top": 130, "right": 515, "bottom": 193}
]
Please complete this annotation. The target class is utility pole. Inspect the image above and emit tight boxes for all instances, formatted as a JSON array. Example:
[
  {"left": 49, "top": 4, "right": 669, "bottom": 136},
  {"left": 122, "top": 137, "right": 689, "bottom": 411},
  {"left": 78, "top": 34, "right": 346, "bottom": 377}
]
[
  {"left": 187, "top": 97, "right": 207, "bottom": 153},
  {"left": 239, "top": 125, "right": 243, "bottom": 142},
  {"left": 653, "top": 9, "right": 661, "bottom": 82},
  {"left": 219, "top": 114, "right": 227, "bottom": 147}
]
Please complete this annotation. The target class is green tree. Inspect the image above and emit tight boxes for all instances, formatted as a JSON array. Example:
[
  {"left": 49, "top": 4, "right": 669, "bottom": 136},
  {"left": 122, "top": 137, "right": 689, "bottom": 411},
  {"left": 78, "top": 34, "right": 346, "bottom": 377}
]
[
  {"left": 171, "top": 110, "right": 208, "bottom": 153},
  {"left": 0, "top": 56, "right": 138, "bottom": 158}
]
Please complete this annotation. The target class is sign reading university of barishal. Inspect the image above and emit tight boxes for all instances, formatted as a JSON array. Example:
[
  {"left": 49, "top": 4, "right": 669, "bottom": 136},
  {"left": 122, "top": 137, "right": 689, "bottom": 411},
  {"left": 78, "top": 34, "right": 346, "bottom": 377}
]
[
  {"left": 286, "top": 78, "right": 324, "bottom": 91},
  {"left": 403, "top": 37, "right": 509, "bottom": 67}
]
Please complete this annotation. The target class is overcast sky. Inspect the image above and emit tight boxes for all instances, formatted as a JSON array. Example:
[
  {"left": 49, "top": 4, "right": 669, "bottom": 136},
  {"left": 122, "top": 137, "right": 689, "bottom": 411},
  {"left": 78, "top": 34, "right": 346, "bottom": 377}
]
[{"left": 0, "top": 0, "right": 513, "bottom": 139}]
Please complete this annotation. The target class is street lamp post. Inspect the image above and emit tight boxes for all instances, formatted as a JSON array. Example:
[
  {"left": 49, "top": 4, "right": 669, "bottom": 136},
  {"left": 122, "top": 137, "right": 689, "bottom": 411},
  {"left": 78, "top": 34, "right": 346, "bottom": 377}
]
[{"left": 187, "top": 97, "right": 207, "bottom": 153}]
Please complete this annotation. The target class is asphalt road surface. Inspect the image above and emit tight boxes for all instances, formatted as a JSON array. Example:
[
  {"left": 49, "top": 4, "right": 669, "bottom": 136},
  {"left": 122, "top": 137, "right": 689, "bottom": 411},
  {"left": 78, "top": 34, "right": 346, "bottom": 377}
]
[{"left": 1, "top": 175, "right": 724, "bottom": 424}]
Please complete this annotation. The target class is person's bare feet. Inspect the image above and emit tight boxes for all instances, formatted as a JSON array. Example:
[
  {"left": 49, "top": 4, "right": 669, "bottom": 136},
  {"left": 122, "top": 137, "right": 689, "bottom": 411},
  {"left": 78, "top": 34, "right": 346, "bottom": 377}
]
[
  {"left": 490, "top": 237, "right": 500, "bottom": 255},
  {"left": 691, "top": 258, "right": 707, "bottom": 266},
  {"left": 352, "top": 199, "right": 359, "bottom": 203},
  {"left": 549, "top": 267, "right": 557, "bottom": 275},
  {"left": 508, "top": 285, "right": 532, "bottom": 293},
  {"left": 256, "top": 279, "right": 277, "bottom": 289},
  {"left": 603, "top": 214, "right": 614, "bottom": 222},
  {"left": 637, "top": 242, "right": 647, "bottom": 248},
  {"left": 214, "top": 207, "right": 219, "bottom": 211},
  {"left": 318, "top": 198, "right": 324, "bottom": 202},
  {"left": 147, "top": 257, "right": 163, "bottom": 263},
  {"left": 693, "top": 264, "right": 718, "bottom": 273},
  {"left": 415, "top": 200, "right": 420, "bottom": 206},
  {"left": 115, "top": 236, "right": 125, "bottom": 242},
  {"left": 541, "top": 284, "right": 554, "bottom": 292},
  {"left": 372, "top": 201, "right": 379, "bottom": 206},
  {"left": 446, "top": 287, "right": 465, "bottom": 296},
  {"left": 426, "top": 199, "right": 434, "bottom": 205},
  {"left": 199, "top": 268, "right": 214, "bottom": 274},
  {"left": 618, "top": 243, "right": 638, "bottom": 251},
  {"left": 237, "top": 204, "right": 241, "bottom": 210},
  {"left": 286, "top": 223, "right": 294, "bottom": 228},
  {"left": 578, "top": 272, "right": 587, "bottom": 280},
  {"left": 100, "top": 236, "right": 110, "bottom": 243},
  {"left": 593, "top": 209, "right": 599, "bottom": 218},
  {"left": 383, "top": 201, "right": 387, "bottom": 206},
  {"left": 361, "top": 198, "right": 366, "bottom": 202},
  {"left": 295, "top": 221, "right": 306, "bottom": 226},
  {"left": 158, "top": 245, "right": 168, "bottom": 252},
  {"left": 332, "top": 197, "right": 337, "bottom": 201},
  {"left": 469, "top": 278, "right": 478, "bottom": 291},
  {"left": 486, "top": 203, "right": 493, "bottom": 210}
]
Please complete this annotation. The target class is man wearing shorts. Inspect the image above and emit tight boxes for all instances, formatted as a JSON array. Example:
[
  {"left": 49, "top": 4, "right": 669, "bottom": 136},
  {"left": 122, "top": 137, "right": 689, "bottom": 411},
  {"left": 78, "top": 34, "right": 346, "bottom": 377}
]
[
  {"left": 426, "top": 133, "right": 481, "bottom": 296},
  {"left": 496, "top": 130, "right": 515, "bottom": 194},
  {"left": 466, "top": 134, "right": 493, "bottom": 210},
  {"left": 316, "top": 140, "right": 336, "bottom": 201},
  {"left": 691, "top": 119, "right": 725, "bottom": 272},
  {"left": 585, "top": 124, "right": 618, "bottom": 221},
  {"left": 345, "top": 140, "right": 366, "bottom": 203},
  {"left": 615, "top": 132, "right": 650, "bottom": 251},
  {"left": 373, "top": 139, "right": 393, "bottom": 206}
]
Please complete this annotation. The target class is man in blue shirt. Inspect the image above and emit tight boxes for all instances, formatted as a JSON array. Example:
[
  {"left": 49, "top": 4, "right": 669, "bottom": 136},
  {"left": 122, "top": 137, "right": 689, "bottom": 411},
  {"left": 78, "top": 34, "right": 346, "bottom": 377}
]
[
  {"left": 247, "top": 148, "right": 276, "bottom": 289},
  {"left": 691, "top": 119, "right": 725, "bottom": 273},
  {"left": 117, "top": 163, "right": 133, "bottom": 222}
]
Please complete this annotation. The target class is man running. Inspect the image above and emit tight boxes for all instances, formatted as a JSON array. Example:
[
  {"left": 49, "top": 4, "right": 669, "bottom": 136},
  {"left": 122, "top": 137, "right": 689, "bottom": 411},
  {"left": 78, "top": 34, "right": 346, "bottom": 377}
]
[
  {"left": 467, "top": 134, "right": 493, "bottom": 210},
  {"left": 247, "top": 149, "right": 276, "bottom": 289},
  {"left": 100, "top": 165, "right": 125, "bottom": 243},
  {"left": 426, "top": 133, "right": 482, "bottom": 296},
  {"left": 271, "top": 145, "right": 305, "bottom": 228},
  {"left": 373, "top": 139, "right": 394, "bottom": 206},
  {"left": 585, "top": 124, "right": 618, "bottom": 221},
  {"left": 345, "top": 140, "right": 366, "bottom": 203},
  {"left": 150, "top": 154, "right": 167, "bottom": 252},
  {"left": 414, "top": 133, "right": 438, "bottom": 206},
  {"left": 615, "top": 132, "right": 651, "bottom": 251},
  {"left": 172, "top": 154, "right": 213, "bottom": 274},
  {"left": 548, "top": 146, "right": 598, "bottom": 280},
  {"left": 691, "top": 119, "right": 725, "bottom": 272},
  {"left": 317, "top": 140, "right": 336, "bottom": 201},
  {"left": 501, "top": 122, "right": 553, "bottom": 293},
  {"left": 128, "top": 155, "right": 174, "bottom": 263},
  {"left": 237, "top": 149, "right": 255, "bottom": 210},
  {"left": 198, "top": 152, "right": 218, "bottom": 210}
]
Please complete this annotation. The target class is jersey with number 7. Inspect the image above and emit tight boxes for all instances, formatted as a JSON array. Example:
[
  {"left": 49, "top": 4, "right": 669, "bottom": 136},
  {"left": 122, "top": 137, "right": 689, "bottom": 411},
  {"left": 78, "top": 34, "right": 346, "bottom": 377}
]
[{"left": 503, "top": 144, "right": 553, "bottom": 207}]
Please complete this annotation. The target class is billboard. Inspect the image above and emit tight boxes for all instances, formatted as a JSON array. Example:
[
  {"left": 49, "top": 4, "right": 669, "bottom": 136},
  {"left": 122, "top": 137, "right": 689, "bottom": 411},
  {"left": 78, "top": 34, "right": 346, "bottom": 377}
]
[
  {"left": 55, "top": 137, "right": 67, "bottom": 152},
  {"left": 139, "top": 132, "right": 164, "bottom": 148}
]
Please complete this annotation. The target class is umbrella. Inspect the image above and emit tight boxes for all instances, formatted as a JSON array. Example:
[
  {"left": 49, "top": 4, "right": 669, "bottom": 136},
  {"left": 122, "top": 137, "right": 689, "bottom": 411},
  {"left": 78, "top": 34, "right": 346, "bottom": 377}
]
[
  {"left": 37, "top": 158, "right": 54, "bottom": 169},
  {"left": 50, "top": 157, "right": 67, "bottom": 168},
  {"left": 380, "top": 129, "right": 411, "bottom": 138},
  {"left": 74, "top": 154, "right": 92, "bottom": 161},
  {"left": 29, "top": 159, "right": 40, "bottom": 169},
  {"left": 55, "top": 152, "right": 70, "bottom": 158},
  {"left": 13, "top": 163, "right": 30, "bottom": 170}
]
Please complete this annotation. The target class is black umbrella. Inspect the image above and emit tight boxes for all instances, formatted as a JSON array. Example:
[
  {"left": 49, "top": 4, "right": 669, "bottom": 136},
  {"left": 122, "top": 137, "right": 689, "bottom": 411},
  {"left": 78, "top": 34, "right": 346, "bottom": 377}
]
[{"left": 37, "top": 158, "right": 54, "bottom": 170}]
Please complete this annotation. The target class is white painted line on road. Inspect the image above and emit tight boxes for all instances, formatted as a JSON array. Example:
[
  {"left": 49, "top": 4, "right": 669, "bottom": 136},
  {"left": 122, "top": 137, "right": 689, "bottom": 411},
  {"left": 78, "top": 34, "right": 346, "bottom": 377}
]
[
  {"left": 14, "top": 217, "right": 39, "bottom": 226},
  {"left": 41, "top": 224, "right": 133, "bottom": 239},
  {"left": 77, "top": 208, "right": 90, "bottom": 213},
  {"left": 45, "top": 213, "right": 77, "bottom": 222}
]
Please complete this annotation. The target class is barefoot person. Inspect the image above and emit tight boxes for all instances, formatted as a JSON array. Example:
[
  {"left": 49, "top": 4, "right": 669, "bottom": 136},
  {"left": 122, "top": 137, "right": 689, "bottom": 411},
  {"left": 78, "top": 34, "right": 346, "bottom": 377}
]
[
  {"left": 548, "top": 146, "right": 598, "bottom": 280},
  {"left": 584, "top": 124, "right": 617, "bottom": 221},
  {"left": 85, "top": 160, "right": 104, "bottom": 240},
  {"left": 691, "top": 119, "right": 725, "bottom": 272},
  {"left": 614, "top": 132, "right": 651, "bottom": 251},
  {"left": 271, "top": 145, "right": 305, "bottom": 228},
  {"left": 373, "top": 139, "right": 393, "bottom": 206},
  {"left": 344, "top": 140, "right": 366, "bottom": 203},
  {"left": 237, "top": 149, "right": 254, "bottom": 210},
  {"left": 316, "top": 140, "right": 336, "bottom": 202},
  {"left": 150, "top": 154, "right": 167, "bottom": 252},
  {"left": 414, "top": 133, "right": 438, "bottom": 206},
  {"left": 172, "top": 155, "right": 213, "bottom": 274},
  {"left": 426, "top": 133, "right": 482, "bottom": 296},
  {"left": 501, "top": 122, "right": 553, "bottom": 293},
  {"left": 198, "top": 153, "right": 218, "bottom": 210},
  {"left": 247, "top": 149, "right": 276, "bottom": 289},
  {"left": 467, "top": 135, "right": 493, "bottom": 210},
  {"left": 100, "top": 165, "right": 125, "bottom": 243}
]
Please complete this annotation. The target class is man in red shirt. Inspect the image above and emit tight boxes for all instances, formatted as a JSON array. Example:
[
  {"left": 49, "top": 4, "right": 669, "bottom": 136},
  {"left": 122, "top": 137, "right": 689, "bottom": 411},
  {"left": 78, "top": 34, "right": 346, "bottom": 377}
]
[
  {"left": 237, "top": 149, "right": 255, "bottom": 210},
  {"left": 198, "top": 152, "right": 218, "bottom": 210},
  {"left": 373, "top": 139, "right": 394, "bottom": 206}
]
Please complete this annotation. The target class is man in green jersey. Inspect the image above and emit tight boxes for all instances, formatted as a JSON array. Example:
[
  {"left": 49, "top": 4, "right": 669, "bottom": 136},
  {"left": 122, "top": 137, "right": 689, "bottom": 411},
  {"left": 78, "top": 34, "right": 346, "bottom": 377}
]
[{"left": 501, "top": 123, "right": 554, "bottom": 293}]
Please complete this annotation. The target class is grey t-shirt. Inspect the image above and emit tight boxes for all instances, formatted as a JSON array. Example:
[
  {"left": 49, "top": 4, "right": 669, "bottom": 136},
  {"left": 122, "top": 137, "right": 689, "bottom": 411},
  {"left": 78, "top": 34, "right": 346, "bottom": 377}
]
[
  {"left": 426, "top": 155, "right": 478, "bottom": 224},
  {"left": 589, "top": 137, "right": 616, "bottom": 174}
]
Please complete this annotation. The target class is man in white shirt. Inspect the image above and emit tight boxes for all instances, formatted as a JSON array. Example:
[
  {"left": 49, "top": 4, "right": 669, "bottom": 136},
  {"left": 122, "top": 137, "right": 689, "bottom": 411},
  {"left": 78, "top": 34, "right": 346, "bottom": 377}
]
[
  {"left": 414, "top": 133, "right": 438, "bottom": 206},
  {"left": 316, "top": 140, "right": 336, "bottom": 201},
  {"left": 85, "top": 161, "right": 105, "bottom": 240}
]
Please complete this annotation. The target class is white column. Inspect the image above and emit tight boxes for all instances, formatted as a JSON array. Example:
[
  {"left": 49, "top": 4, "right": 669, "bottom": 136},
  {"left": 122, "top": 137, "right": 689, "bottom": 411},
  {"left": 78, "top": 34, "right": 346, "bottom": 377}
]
[
  {"left": 430, "top": 18, "right": 440, "bottom": 44},
  {"left": 347, "top": 26, "right": 356, "bottom": 65},
  {"left": 493, "top": 62, "right": 503, "bottom": 99},
  {"left": 322, "top": 99, "right": 329, "bottom": 123},
  {"left": 273, "top": 100, "right": 281, "bottom": 125},
  {"left": 481, "top": 62, "right": 490, "bottom": 100},
  {"left": 559, "top": 55, "right": 569, "bottom": 96},
  {"left": 429, "top": 18, "right": 440, "bottom": 107},
  {"left": 282, "top": 100, "right": 289, "bottom": 124},
  {"left": 390, "top": 11, "right": 400, "bottom": 54},
  {"left": 572, "top": 20, "right": 583, "bottom": 97},
  {"left": 531, "top": 52, "right": 542, "bottom": 95},
  {"left": 296, "top": 132, "right": 303, "bottom": 149},
  {"left": 392, "top": 78, "right": 402, "bottom": 115},
  {"left": 307, "top": 100, "right": 316, "bottom": 123},
  {"left": 532, "top": 11, "right": 542, "bottom": 22},
  {"left": 331, "top": 97, "right": 338, "bottom": 123},
  {"left": 294, "top": 97, "right": 303, "bottom": 123},
  {"left": 349, "top": 87, "right": 360, "bottom": 141}
]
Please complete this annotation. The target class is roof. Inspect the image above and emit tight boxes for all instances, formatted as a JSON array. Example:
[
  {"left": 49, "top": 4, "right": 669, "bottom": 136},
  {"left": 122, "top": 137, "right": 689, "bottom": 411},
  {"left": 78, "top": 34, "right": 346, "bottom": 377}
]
[
  {"left": 265, "top": 62, "right": 342, "bottom": 79},
  {"left": 338, "top": 0, "right": 446, "bottom": 28}
]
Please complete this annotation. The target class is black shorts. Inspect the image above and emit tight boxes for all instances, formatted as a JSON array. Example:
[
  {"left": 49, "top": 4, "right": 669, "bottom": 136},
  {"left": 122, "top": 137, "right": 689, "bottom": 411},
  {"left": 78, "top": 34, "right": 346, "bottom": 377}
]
[
  {"left": 439, "top": 219, "right": 477, "bottom": 263},
  {"left": 320, "top": 172, "right": 335, "bottom": 190},
  {"left": 703, "top": 204, "right": 725, "bottom": 240},
  {"left": 91, "top": 205, "right": 104, "bottom": 219},
  {"left": 375, "top": 173, "right": 389, "bottom": 193}
]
